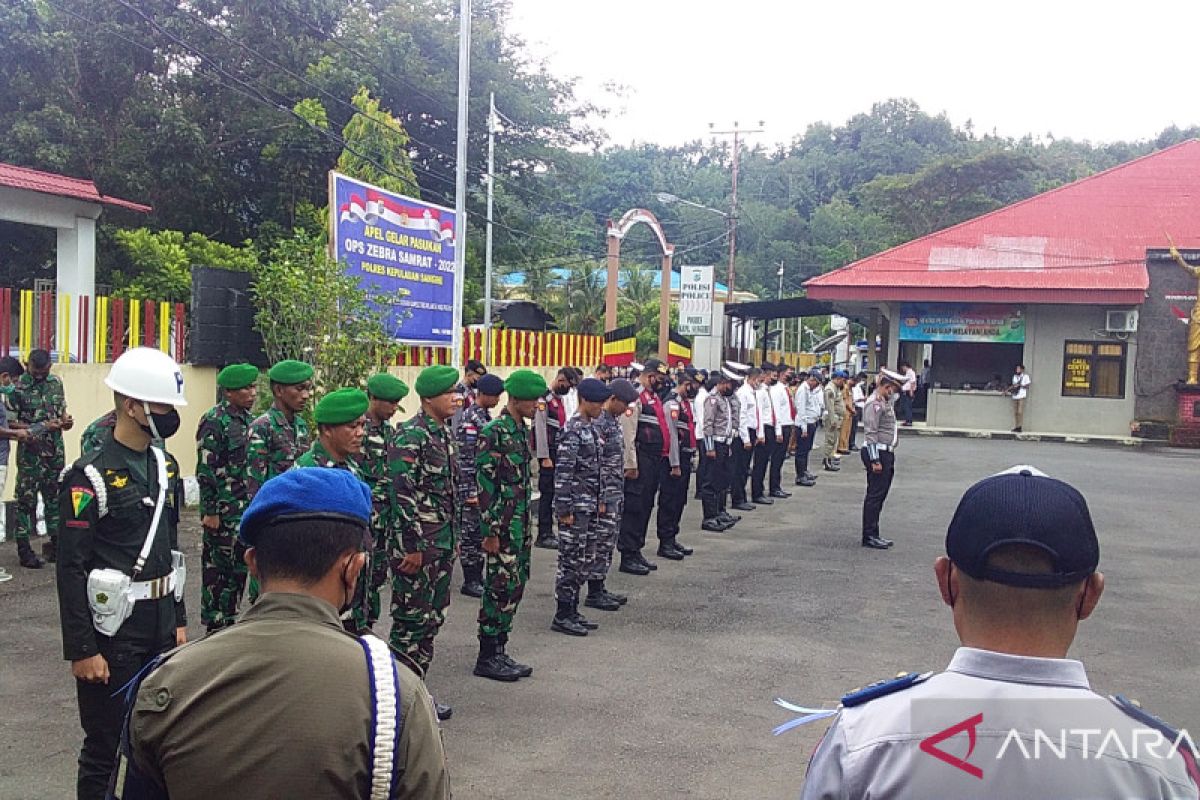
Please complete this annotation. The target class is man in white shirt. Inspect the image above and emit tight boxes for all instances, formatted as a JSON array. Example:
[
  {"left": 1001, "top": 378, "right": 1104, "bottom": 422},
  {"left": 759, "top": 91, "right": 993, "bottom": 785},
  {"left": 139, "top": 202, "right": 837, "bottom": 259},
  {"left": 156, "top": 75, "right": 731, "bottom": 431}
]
[
  {"left": 849, "top": 373, "right": 867, "bottom": 450},
  {"left": 1007, "top": 364, "right": 1032, "bottom": 432},
  {"left": 899, "top": 361, "right": 918, "bottom": 426},
  {"left": 732, "top": 367, "right": 764, "bottom": 511},
  {"left": 767, "top": 366, "right": 795, "bottom": 498},
  {"left": 750, "top": 364, "right": 778, "bottom": 504},
  {"left": 692, "top": 376, "right": 710, "bottom": 500},
  {"left": 793, "top": 373, "right": 824, "bottom": 487}
]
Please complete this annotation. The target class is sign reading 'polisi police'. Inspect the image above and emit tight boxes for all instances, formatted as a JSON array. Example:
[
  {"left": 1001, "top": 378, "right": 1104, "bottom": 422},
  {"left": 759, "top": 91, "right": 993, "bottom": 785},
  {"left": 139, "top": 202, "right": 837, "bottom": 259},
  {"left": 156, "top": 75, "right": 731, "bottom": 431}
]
[{"left": 678, "top": 265, "right": 714, "bottom": 336}]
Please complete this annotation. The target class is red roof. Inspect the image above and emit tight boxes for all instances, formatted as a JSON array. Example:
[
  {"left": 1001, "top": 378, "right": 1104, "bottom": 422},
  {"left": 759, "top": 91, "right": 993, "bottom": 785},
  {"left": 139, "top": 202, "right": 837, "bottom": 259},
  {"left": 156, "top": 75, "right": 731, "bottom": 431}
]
[
  {"left": 805, "top": 140, "right": 1200, "bottom": 305},
  {"left": 0, "top": 162, "right": 151, "bottom": 213}
]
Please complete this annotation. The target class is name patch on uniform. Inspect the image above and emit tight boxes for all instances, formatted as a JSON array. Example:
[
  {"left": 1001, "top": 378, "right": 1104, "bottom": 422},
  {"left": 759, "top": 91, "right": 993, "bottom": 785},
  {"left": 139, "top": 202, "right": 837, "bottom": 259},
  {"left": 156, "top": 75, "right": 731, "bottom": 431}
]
[{"left": 70, "top": 487, "right": 95, "bottom": 517}]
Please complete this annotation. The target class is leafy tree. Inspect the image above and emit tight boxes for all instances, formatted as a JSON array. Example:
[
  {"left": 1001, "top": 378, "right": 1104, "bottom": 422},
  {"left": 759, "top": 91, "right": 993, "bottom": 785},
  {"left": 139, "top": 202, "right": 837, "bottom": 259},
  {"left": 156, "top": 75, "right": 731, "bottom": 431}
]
[
  {"left": 111, "top": 228, "right": 257, "bottom": 302},
  {"left": 335, "top": 88, "right": 420, "bottom": 197}
]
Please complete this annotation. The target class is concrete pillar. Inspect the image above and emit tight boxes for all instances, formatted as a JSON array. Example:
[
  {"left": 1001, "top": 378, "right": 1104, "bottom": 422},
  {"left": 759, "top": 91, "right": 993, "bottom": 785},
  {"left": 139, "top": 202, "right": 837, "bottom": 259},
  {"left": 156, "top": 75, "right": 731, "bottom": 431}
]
[{"left": 56, "top": 216, "right": 95, "bottom": 361}]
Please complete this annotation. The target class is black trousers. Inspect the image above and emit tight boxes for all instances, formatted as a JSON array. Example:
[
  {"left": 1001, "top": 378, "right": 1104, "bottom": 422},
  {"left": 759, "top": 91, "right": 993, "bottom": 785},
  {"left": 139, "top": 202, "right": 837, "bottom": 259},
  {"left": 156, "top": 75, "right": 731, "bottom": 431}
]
[
  {"left": 700, "top": 441, "right": 732, "bottom": 519},
  {"left": 861, "top": 449, "right": 896, "bottom": 541},
  {"left": 76, "top": 640, "right": 165, "bottom": 800},
  {"left": 618, "top": 446, "right": 665, "bottom": 554},
  {"left": 768, "top": 424, "right": 792, "bottom": 492},
  {"left": 750, "top": 428, "right": 773, "bottom": 498},
  {"left": 537, "top": 465, "right": 555, "bottom": 538},
  {"left": 657, "top": 453, "right": 693, "bottom": 540},
  {"left": 731, "top": 434, "right": 754, "bottom": 505},
  {"left": 793, "top": 422, "right": 817, "bottom": 475},
  {"left": 848, "top": 410, "right": 861, "bottom": 450},
  {"left": 694, "top": 448, "right": 707, "bottom": 499}
]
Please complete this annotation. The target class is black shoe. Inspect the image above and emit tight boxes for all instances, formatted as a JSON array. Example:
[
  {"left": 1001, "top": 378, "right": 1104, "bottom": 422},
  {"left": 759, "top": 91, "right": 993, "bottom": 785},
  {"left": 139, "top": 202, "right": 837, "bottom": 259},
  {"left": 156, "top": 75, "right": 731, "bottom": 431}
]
[
  {"left": 41, "top": 539, "right": 57, "bottom": 564},
  {"left": 718, "top": 512, "right": 741, "bottom": 523},
  {"left": 769, "top": 490, "right": 791, "bottom": 499},
  {"left": 732, "top": 502, "right": 756, "bottom": 511},
  {"left": 656, "top": 544, "right": 685, "bottom": 561},
  {"left": 804, "top": 471, "right": 819, "bottom": 481},
  {"left": 584, "top": 592, "right": 621, "bottom": 611},
  {"left": 636, "top": 554, "right": 658, "bottom": 571},
  {"left": 571, "top": 611, "right": 599, "bottom": 630},
  {"left": 460, "top": 579, "right": 484, "bottom": 598},
  {"left": 861, "top": 536, "right": 893, "bottom": 550},
  {"left": 498, "top": 651, "right": 532, "bottom": 678},
  {"left": 702, "top": 518, "right": 728, "bottom": 532},
  {"left": 876, "top": 536, "right": 895, "bottom": 547},
  {"left": 795, "top": 476, "right": 817, "bottom": 487},
  {"left": 552, "top": 614, "right": 589, "bottom": 636},
  {"left": 604, "top": 590, "right": 628, "bottom": 606},
  {"left": 751, "top": 496, "right": 773, "bottom": 505},
  {"left": 435, "top": 702, "right": 453, "bottom": 721},
  {"left": 474, "top": 654, "right": 522, "bottom": 682},
  {"left": 1012, "top": 427, "right": 1022, "bottom": 433},
  {"left": 534, "top": 532, "right": 558, "bottom": 549},
  {"left": 17, "top": 541, "right": 43, "bottom": 569},
  {"left": 618, "top": 555, "right": 650, "bottom": 576},
  {"left": 822, "top": 459, "right": 840, "bottom": 472},
  {"left": 674, "top": 541, "right": 694, "bottom": 556}
]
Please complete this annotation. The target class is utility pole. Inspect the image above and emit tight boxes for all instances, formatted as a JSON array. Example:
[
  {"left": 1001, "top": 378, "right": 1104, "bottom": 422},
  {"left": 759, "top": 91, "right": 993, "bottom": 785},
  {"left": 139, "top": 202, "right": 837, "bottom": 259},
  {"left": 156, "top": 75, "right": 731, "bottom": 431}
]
[
  {"left": 709, "top": 121, "right": 763, "bottom": 304},
  {"left": 483, "top": 92, "right": 497, "bottom": 360},
  {"left": 450, "top": 0, "right": 471, "bottom": 369}
]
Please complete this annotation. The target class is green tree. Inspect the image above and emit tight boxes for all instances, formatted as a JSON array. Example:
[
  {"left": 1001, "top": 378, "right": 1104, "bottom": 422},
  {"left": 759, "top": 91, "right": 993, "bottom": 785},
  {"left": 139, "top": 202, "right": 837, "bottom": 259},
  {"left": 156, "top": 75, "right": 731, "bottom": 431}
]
[
  {"left": 336, "top": 88, "right": 420, "bottom": 197},
  {"left": 112, "top": 229, "right": 257, "bottom": 302}
]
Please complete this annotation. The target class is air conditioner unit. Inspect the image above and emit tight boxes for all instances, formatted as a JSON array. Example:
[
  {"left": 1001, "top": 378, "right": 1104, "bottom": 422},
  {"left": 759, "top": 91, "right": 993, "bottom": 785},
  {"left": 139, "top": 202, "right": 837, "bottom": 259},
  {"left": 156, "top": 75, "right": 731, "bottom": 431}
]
[{"left": 1105, "top": 309, "right": 1138, "bottom": 333}]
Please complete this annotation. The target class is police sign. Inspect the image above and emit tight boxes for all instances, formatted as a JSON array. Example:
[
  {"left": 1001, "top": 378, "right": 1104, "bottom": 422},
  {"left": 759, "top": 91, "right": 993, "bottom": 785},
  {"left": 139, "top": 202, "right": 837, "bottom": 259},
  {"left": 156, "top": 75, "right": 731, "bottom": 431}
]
[{"left": 678, "top": 265, "right": 714, "bottom": 336}]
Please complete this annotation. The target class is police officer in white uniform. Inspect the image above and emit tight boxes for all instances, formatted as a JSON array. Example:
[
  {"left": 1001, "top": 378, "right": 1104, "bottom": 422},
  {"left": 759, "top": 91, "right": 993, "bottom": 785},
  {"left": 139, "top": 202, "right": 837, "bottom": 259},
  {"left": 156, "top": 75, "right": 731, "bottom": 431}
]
[{"left": 797, "top": 466, "right": 1199, "bottom": 800}]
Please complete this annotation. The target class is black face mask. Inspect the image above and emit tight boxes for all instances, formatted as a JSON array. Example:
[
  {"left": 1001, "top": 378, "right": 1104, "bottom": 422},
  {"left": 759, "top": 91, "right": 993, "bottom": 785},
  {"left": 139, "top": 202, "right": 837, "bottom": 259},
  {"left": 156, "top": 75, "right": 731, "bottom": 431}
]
[
  {"left": 140, "top": 405, "right": 181, "bottom": 440},
  {"left": 554, "top": 384, "right": 570, "bottom": 396}
]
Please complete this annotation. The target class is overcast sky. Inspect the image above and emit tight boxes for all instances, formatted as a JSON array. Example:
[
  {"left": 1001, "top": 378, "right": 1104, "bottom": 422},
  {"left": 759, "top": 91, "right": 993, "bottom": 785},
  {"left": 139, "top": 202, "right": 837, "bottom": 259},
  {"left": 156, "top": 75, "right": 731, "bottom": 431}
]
[{"left": 507, "top": 0, "right": 1199, "bottom": 149}]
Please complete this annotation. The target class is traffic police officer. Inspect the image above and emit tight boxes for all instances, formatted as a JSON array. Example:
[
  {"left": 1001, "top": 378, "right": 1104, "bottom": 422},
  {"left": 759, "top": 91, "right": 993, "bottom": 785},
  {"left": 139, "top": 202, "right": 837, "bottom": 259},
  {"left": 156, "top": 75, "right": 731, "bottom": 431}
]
[
  {"left": 797, "top": 467, "right": 1199, "bottom": 799},
  {"left": 699, "top": 370, "right": 737, "bottom": 532},
  {"left": 56, "top": 347, "right": 187, "bottom": 800},
  {"left": 113, "top": 468, "right": 450, "bottom": 800},
  {"left": 456, "top": 373, "right": 504, "bottom": 599},
  {"left": 584, "top": 378, "right": 639, "bottom": 611},
  {"left": 860, "top": 368, "right": 903, "bottom": 550},
  {"left": 195, "top": 362, "right": 257, "bottom": 632},
  {"left": 617, "top": 358, "right": 671, "bottom": 576},
  {"left": 532, "top": 368, "right": 576, "bottom": 549},
  {"left": 656, "top": 368, "right": 698, "bottom": 560}
]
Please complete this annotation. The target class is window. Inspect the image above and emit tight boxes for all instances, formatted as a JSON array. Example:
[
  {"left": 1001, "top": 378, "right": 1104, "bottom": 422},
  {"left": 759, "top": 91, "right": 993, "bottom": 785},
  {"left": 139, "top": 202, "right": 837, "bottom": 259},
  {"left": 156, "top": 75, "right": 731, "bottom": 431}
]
[{"left": 1062, "top": 341, "right": 1126, "bottom": 399}]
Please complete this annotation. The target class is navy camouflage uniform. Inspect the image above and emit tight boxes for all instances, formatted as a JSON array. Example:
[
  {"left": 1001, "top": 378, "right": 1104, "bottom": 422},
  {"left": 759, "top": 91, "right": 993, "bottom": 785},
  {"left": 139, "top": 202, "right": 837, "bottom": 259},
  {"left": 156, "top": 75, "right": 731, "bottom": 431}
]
[
  {"left": 455, "top": 402, "right": 491, "bottom": 581},
  {"left": 353, "top": 413, "right": 395, "bottom": 628},
  {"left": 553, "top": 414, "right": 602, "bottom": 604},
  {"left": 589, "top": 408, "right": 626, "bottom": 583}
]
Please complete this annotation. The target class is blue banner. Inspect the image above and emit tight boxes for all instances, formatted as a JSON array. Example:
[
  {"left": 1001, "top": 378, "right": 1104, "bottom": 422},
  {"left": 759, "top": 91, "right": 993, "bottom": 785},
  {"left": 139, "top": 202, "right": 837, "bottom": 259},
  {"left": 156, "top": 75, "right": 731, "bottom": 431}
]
[{"left": 330, "top": 171, "right": 457, "bottom": 344}]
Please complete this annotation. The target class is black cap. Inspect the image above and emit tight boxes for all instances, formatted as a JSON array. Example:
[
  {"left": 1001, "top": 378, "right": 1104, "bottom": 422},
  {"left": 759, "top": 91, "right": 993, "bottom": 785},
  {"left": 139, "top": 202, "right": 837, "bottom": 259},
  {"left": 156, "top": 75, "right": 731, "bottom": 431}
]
[
  {"left": 466, "top": 359, "right": 487, "bottom": 376},
  {"left": 946, "top": 466, "right": 1099, "bottom": 588},
  {"left": 577, "top": 377, "right": 613, "bottom": 402},
  {"left": 476, "top": 373, "right": 504, "bottom": 396},
  {"left": 643, "top": 358, "right": 669, "bottom": 375},
  {"left": 608, "top": 378, "right": 640, "bottom": 403}
]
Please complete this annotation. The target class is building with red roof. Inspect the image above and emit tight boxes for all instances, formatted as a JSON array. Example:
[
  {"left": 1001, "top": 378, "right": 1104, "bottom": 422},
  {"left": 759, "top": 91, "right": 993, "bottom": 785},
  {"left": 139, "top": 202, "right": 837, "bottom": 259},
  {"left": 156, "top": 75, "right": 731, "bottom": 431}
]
[{"left": 804, "top": 140, "right": 1200, "bottom": 438}]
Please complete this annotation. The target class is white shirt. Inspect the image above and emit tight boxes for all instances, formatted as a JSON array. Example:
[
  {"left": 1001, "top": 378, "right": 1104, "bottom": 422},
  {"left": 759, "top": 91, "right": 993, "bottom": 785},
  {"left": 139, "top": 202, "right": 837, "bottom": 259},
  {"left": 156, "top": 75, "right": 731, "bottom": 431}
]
[
  {"left": 563, "top": 386, "right": 579, "bottom": 418},
  {"left": 694, "top": 386, "right": 709, "bottom": 432},
  {"left": 1012, "top": 372, "right": 1031, "bottom": 400},
  {"left": 852, "top": 384, "right": 866, "bottom": 410},
  {"left": 736, "top": 382, "right": 762, "bottom": 442},
  {"left": 768, "top": 381, "right": 794, "bottom": 427},
  {"left": 755, "top": 384, "right": 775, "bottom": 432},
  {"left": 796, "top": 382, "right": 823, "bottom": 425},
  {"left": 902, "top": 367, "right": 918, "bottom": 393}
]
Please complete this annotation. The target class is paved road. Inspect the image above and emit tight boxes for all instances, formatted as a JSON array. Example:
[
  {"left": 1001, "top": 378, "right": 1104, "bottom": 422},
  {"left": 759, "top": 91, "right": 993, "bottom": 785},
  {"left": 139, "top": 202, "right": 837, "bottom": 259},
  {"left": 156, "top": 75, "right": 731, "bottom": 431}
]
[{"left": 1, "top": 437, "right": 1196, "bottom": 799}]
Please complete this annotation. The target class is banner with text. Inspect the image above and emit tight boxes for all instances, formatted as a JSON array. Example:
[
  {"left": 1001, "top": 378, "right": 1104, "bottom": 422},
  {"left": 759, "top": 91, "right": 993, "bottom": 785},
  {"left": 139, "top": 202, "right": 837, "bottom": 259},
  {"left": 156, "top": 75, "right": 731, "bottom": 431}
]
[
  {"left": 330, "top": 171, "right": 457, "bottom": 345},
  {"left": 899, "top": 303, "right": 1025, "bottom": 343},
  {"left": 678, "top": 265, "right": 714, "bottom": 336}
]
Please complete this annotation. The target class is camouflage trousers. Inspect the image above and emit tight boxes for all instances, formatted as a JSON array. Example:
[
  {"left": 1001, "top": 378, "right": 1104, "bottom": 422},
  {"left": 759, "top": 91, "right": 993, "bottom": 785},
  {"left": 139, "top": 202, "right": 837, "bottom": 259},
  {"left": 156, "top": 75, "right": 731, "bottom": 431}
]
[
  {"left": 478, "top": 532, "right": 532, "bottom": 639},
  {"left": 15, "top": 463, "right": 60, "bottom": 543},
  {"left": 555, "top": 511, "right": 597, "bottom": 604},
  {"left": 342, "top": 551, "right": 377, "bottom": 636},
  {"left": 388, "top": 547, "right": 455, "bottom": 673},
  {"left": 368, "top": 521, "right": 390, "bottom": 628},
  {"left": 588, "top": 510, "right": 621, "bottom": 581},
  {"left": 200, "top": 521, "right": 248, "bottom": 630},
  {"left": 458, "top": 503, "right": 483, "bottom": 575}
]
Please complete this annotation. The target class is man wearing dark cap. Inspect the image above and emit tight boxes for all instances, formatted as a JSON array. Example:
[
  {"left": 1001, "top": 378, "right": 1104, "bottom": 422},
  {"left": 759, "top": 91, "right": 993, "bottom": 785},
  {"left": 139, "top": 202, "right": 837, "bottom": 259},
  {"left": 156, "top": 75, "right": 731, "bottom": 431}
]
[
  {"left": 618, "top": 358, "right": 672, "bottom": 576},
  {"left": 196, "top": 363, "right": 259, "bottom": 632},
  {"left": 656, "top": 368, "right": 698, "bottom": 560},
  {"left": 799, "top": 467, "right": 1198, "bottom": 799},
  {"left": 113, "top": 469, "right": 451, "bottom": 800},
  {"left": 356, "top": 372, "right": 409, "bottom": 631},
  {"left": 246, "top": 359, "right": 314, "bottom": 498},
  {"left": 455, "top": 358, "right": 488, "bottom": 413},
  {"left": 455, "top": 373, "right": 504, "bottom": 599},
  {"left": 532, "top": 368, "right": 577, "bottom": 549},
  {"left": 388, "top": 364, "right": 459, "bottom": 720},
  {"left": 585, "top": 378, "right": 639, "bottom": 611},
  {"left": 474, "top": 370, "right": 546, "bottom": 681},
  {"left": 699, "top": 370, "right": 738, "bottom": 532},
  {"left": 551, "top": 378, "right": 609, "bottom": 636},
  {"left": 860, "top": 368, "right": 904, "bottom": 549}
]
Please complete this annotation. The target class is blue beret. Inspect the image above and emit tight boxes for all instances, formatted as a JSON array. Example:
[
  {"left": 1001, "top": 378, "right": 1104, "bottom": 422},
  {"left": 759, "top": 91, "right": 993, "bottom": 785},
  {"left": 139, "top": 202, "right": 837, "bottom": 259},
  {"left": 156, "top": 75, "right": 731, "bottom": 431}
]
[
  {"left": 577, "top": 377, "right": 612, "bottom": 402},
  {"left": 239, "top": 468, "right": 372, "bottom": 545},
  {"left": 476, "top": 373, "right": 504, "bottom": 396}
]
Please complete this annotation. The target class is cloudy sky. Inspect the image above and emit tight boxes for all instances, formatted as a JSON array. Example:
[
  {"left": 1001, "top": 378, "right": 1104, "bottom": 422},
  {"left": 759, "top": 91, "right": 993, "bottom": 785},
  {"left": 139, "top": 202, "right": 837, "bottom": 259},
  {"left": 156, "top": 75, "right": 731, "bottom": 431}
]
[{"left": 507, "top": 0, "right": 1199, "bottom": 149}]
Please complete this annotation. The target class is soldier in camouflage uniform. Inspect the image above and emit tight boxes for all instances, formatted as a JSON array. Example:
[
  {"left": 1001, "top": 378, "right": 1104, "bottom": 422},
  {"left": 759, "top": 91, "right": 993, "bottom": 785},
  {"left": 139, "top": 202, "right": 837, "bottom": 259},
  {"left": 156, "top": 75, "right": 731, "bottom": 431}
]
[
  {"left": 79, "top": 411, "right": 117, "bottom": 457},
  {"left": 473, "top": 369, "right": 545, "bottom": 682},
  {"left": 195, "top": 364, "right": 258, "bottom": 632},
  {"left": 388, "top": 365, "right": 459, "bottom": 720},
  {"left": 245, "top": 359, "right": 312, "bottom": 601},
  {"left": 354, "top": 373, "right": 409, "bottom": 630},
  {"left": 584, "top": 378, "right": 640, "bottom": 612},
  {"left": 455, "top": 373, "right": 504, "bottom": 600},
  {"left": 551, "top": 378, "right": 609, "bottom": 637},
  {"left": 11, "top": 349, "right": 73, "bottom": 567}
]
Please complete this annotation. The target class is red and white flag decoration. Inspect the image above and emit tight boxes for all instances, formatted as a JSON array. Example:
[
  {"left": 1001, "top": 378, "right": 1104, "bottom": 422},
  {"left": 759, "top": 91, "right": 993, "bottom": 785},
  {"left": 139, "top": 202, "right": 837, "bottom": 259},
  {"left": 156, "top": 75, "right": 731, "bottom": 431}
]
[{"left": 339, "top": 190, "right": 455, "bottom": 244}]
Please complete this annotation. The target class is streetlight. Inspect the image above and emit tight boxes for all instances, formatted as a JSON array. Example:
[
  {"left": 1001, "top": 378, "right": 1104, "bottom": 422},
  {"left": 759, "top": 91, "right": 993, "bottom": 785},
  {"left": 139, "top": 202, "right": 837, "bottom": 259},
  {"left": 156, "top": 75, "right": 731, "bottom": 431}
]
[{"left": 655, "top": 192, "right": 729, "bottom": 219}]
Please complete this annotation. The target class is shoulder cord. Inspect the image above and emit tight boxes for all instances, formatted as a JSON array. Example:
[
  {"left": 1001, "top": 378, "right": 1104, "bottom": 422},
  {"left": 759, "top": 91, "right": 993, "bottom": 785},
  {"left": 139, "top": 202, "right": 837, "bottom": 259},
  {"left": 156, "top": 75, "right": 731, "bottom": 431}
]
[{"left": 360, "top": 634, "right": 404, "bottom": 800}]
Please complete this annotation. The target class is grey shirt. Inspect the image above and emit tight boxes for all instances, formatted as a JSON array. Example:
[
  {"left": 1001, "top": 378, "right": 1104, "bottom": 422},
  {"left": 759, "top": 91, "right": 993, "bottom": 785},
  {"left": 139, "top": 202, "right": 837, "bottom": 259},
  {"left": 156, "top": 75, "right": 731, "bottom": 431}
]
[
  {"left": 800, "top": 647, "right": 1198, "bottom": 800},
  {"left": 861, "top": 390, "right": 897, "bottom": 460}
]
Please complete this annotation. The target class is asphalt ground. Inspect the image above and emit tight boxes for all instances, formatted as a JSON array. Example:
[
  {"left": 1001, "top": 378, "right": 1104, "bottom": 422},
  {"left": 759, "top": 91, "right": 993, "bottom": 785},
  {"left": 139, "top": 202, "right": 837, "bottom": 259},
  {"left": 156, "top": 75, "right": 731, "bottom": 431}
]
[{"left": 1, "top": 436, "right": 1197, "bottom": 799}]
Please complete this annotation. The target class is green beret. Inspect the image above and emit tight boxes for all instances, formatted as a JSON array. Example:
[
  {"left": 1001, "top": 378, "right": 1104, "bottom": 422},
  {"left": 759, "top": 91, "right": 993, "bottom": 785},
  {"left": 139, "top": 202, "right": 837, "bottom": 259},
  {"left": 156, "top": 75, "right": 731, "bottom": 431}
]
[
  {"left": 217, "top": 363, "right": 259, "bottom": 390},
  {"left": 268, "top": 359, "right": 314, "bottom": 385},
  {"left": 414, "top": 364, "right": 459, "bottom": 399},
  {"left": 314, "top": 387, "right": 369, "bottom": 425},
  {"left": 504, "top": 369, "right": 548, "bottom": 400},
  {"left": 367, "top": 373, "right": 409, "bottom": 402}
]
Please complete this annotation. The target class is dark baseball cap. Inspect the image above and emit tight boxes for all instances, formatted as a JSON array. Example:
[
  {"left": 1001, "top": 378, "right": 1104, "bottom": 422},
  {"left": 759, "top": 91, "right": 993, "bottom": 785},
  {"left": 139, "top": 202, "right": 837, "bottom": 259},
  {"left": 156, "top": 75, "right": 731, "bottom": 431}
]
[
  {"left": 608, "top": 378, "right": 639, "bottom": 404},
  {"left": 946, "top": 466, "right": 1099, "bottom": 588},
  {"left": 643, "top": 358, "right": 669, "bottom": 375}
]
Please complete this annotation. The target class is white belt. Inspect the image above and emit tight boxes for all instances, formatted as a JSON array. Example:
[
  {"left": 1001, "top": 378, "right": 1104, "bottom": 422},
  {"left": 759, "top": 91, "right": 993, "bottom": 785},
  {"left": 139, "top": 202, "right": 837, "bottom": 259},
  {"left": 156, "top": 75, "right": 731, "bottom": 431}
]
[
  {"left": 863, "top": 443, "right": 894, "bottom": 452},
  {"left": 127, "top": 569, "right": 179, "bottom": 601}
]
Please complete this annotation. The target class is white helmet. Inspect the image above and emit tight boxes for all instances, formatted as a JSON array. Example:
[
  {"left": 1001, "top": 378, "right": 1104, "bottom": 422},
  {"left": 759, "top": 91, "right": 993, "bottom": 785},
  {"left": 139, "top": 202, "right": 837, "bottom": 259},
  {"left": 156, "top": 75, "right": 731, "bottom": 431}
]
[{"left": 104, "top": 347, "right": 188, "bottom": 406}]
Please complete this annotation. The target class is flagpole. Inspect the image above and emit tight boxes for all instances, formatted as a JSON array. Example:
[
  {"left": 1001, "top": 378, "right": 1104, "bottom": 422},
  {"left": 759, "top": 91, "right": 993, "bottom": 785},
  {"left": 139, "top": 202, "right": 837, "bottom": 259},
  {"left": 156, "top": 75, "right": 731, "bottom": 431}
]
[{"left": 451, "top": 0, "right": 471, "bottom": 368}]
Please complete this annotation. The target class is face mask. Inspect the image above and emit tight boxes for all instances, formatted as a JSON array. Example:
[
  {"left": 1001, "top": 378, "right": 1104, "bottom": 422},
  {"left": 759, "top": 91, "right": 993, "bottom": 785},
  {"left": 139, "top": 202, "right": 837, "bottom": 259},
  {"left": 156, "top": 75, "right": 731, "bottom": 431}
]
[
  {"left": 140, "top": 403, "right": 181, "bottom": 440},
  {"left": 554, "top": 384, "right": 570, "bottom": 396},
  {"left": 0, "top": 385, "right": 12, "bottom": 395}
]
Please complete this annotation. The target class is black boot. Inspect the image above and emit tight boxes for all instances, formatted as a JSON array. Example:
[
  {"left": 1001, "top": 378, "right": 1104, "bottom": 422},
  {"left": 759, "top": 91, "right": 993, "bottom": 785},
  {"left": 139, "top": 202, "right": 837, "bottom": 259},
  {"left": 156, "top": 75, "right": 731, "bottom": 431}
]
[
  {"left": 571, "top": 604, "right": 599, "bottom": 630},
  {"left": 674, "top": 540, "right": 695, "bottom": 556},
  {"left": 41, "top": 537, "right": 57, "bottom": 564},
  {"left": 474, "top": 636, "right": 522, "bottom": 681},
  {"left": 460, "top": 562, "right": 484, "bottom": 598},
  {"left": 618, "top": 552, "right": 650, "bottom": 576},
  {"left": 496, "top": 633, "right": 533, "bottom": 678},
  {"left": 656, "top": 540, "right": 685, "bottom": 561},
  {"left": 585, "top": 579, "right": 621, "bottom": 610},
  {"left": 534, "top": 529, "right": 558, "bottom": 549},
  {"left": 17, "top": 539, "right": 43, "bottom": 569},
  {"left": 552, "top": 601, "right": 588, "bottom": 636},
  {"left": 861, "top": 536, "right": 893, "bottom": 550},
  {"left": 435, "top": 702, "right": 453, "bottom": 721}
]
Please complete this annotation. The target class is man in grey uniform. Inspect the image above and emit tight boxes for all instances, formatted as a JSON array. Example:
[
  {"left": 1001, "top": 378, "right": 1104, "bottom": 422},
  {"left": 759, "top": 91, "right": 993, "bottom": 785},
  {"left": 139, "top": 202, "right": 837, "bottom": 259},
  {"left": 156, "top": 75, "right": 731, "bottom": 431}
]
[
  {"left": 860, "top": 368, "right": 903, "bottom": 550},
  {"left": 799, "top": 466, "right": 1198, "bottom": 800}
]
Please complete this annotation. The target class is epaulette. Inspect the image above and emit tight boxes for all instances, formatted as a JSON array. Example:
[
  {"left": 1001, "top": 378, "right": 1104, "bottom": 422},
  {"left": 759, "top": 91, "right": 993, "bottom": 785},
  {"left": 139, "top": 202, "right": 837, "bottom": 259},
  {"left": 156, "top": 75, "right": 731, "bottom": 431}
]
[
  {"left": 841, "top": 671, "right": 933, "bottom": 708},
  {"left": 1111, "top": 695, "right": 1200, "bottom": 785}
]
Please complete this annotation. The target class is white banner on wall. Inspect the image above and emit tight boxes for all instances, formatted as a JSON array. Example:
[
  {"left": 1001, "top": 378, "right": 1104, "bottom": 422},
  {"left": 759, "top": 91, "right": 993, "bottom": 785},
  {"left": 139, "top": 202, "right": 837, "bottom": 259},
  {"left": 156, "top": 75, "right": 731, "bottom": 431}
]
[{"left": 678, "top": 265, "right": 714, "bottom": 336}]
